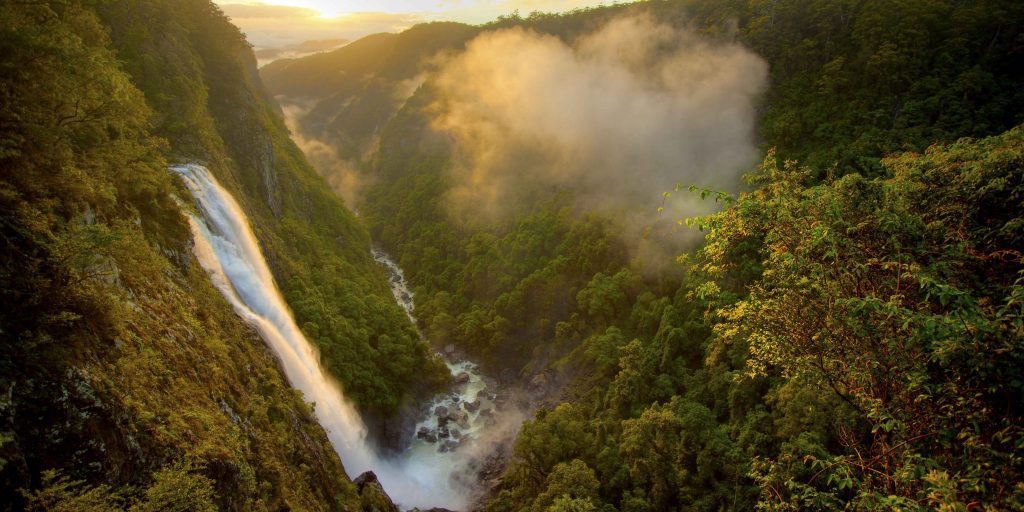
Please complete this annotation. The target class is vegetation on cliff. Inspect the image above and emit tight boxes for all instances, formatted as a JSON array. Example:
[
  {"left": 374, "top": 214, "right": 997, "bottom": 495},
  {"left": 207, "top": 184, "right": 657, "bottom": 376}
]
[{"left": 0, "top": 1, "right": 445, "bottom": 509}]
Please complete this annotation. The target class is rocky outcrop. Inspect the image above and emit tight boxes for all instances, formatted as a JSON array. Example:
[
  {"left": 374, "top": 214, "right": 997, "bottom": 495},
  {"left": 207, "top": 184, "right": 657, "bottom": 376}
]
[{"left": 354, "top": 471, "right": 399, "bottom": 512}]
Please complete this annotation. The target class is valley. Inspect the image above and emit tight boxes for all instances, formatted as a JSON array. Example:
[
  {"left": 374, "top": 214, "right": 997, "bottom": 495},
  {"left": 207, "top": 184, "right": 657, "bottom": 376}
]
[{"left": 1, "top": 1, "right": 1022, "bottom": 511}]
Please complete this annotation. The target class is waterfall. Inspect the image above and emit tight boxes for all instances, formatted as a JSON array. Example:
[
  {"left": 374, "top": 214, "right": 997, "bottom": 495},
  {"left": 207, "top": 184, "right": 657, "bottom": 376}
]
[{"left": 171, "top": 164, "right": 473, "bottom": 510}]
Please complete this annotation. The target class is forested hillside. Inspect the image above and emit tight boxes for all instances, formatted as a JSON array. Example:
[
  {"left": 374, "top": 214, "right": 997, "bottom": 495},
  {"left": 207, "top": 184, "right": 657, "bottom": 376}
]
[
  {"left": 0, "top": 1, "right": 443, "bottom": 509},
  {"left": 266, "top": 0, "right": 1024, "bottom": 509}
]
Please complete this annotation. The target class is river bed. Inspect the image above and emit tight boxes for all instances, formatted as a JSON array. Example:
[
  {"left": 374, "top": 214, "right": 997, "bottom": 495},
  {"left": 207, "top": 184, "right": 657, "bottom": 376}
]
[{"left": 372, "top": 249, "right": 502, "bottom": 459}]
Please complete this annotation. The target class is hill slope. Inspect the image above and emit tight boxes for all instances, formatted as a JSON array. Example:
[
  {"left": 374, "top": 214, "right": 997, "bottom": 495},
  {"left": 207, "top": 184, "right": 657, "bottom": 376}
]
[{"left": 0, "top": 1, "right": 439, "bottom": 509}]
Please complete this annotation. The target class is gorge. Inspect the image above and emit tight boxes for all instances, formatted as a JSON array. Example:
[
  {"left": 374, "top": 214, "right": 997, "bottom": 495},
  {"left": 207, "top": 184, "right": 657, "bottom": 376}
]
[
  {"left": 175, "top": 163, "right": 511, "bottom": 509},
  {"left": 1, "top": 1, "right": 1022, "bottom": 511}
]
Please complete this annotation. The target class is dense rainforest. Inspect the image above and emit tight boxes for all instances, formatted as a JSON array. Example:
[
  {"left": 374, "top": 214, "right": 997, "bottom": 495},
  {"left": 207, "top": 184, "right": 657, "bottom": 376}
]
[
  {"left": 0, "top": 1, "right": 443, "bottom": 510},
  {"left": 1, "top": 0, "right": 1022, "bottom": 510},
  {"left": 264, "top": 0, "right": 1024, "bottom": 510}
]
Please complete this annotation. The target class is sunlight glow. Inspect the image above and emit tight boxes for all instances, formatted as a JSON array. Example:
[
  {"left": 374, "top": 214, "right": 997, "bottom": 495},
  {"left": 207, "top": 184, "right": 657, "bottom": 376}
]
[{"left": 268, "top": 0, "right": 349, "bottom": 18}]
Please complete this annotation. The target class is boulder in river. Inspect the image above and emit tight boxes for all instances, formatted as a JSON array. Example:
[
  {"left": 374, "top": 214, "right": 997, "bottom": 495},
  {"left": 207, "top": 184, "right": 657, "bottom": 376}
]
[
  {"left": 451, "top": 429, "right": 462, "bottom": 440},
  {"left": 434, "top": 405, "right": 448, "bottom": 417},
  {"left": 438, "top": 426, "right": 450, "bottom": 439},
  {"left": 416, "top": 426, "right": 433, "bottom": 439},
  {"left": 448, "top": 409, "right": 469, "bottom": 425},
  {"left": 463, "top": 398, "right": 481, "bottom": 412},
  {"left": 453, "top": 372, "right": 471, "bottom": 385}
]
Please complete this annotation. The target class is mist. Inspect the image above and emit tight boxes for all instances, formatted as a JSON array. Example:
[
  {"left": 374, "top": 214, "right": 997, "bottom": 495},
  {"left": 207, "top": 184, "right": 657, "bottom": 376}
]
[
  {"left": 280, "top": 99, "right": 370, "bottom": 209},
  {"left": 430, "top": 14, "right": 768, "bottom": 229}
]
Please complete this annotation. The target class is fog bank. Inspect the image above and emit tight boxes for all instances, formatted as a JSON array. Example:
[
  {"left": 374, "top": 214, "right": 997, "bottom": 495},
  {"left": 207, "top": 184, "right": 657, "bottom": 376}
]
[{"left": 431, "top": 14, "right": 768, "bottom": 226}]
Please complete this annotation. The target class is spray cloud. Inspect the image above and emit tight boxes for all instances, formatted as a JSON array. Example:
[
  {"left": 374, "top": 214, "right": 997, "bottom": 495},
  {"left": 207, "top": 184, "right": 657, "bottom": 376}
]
[{"left": 431, "top": 14, "right": 768, "bottom": 227}]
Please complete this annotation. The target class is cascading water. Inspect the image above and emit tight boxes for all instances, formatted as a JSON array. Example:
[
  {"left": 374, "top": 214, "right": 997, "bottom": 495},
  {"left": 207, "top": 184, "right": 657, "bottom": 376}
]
[
  {"left": 172, "top": 163, "right": 506, "bottom": 510},
  {"left": 372, "top": 250, "right": 503, "bottom": 457}
]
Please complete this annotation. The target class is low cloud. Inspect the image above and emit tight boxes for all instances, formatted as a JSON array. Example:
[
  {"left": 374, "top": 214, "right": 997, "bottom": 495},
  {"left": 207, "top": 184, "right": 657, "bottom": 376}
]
[
  {"left": 280, "top": 99, "right": 372, "bottom": 209},
  {"left": 430, "top": 14, "right": 768, "bottom": 239}
]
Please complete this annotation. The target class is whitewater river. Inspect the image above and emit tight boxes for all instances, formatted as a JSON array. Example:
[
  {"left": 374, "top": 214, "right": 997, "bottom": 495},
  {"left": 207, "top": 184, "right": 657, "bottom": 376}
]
[
  {"left": 372, "top": 250, "right": 500, "bottom": 456},
  {"left": 173, "top": 164, "right": 501, "bottom": 510}
]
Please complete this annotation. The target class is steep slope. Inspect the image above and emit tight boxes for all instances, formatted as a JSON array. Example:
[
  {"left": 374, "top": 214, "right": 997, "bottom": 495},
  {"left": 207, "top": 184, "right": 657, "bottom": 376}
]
[
  {"left": 97, "top": 0, "right": 448, "bottom": 414},
  {"left": 0, "top": 1, "right": 435, "bottom": 509}
]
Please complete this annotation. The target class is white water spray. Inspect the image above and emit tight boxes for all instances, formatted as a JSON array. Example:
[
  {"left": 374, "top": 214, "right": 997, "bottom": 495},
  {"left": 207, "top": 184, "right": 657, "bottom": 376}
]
[{"left": 172, "top": 163, "right": 477, "bottom": 509}]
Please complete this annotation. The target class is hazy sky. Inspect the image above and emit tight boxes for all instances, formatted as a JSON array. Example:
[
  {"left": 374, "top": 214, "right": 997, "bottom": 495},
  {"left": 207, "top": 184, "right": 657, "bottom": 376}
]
[{"left": 214, "top": 0, "right": 608, "bottom": 48}]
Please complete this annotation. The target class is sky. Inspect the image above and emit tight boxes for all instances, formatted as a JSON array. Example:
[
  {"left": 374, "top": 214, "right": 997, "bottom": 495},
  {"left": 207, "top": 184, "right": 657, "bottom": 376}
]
[{"left": 214, "top": 0, "right": 610, "bottom": 49}]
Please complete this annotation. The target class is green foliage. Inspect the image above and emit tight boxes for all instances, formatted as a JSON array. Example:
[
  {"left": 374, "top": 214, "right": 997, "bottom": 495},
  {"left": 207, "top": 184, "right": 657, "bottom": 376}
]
[
  {"left": 530, "top": 460, "right": 602, "bottom": 512},
  {"left": 130, "top": 462, "right": 217, "bottom": 512},
  {"left": 702, "top": 128, "right": 1024, "bottom": 508},
  {"left": 24, "top": 463, "right": 219, "bottom": 512},
  {"left": 23, "top": 471, "right": 124, "bottom": 512},
  {"left": 739, "top": 0, "right": 1024, "bottom": 174}
]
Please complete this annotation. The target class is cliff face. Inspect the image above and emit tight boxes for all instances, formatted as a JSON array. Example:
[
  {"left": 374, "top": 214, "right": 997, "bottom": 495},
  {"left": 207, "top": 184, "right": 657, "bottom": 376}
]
[
  {"left": 0, "top": 1, "right": 426, "bottom": 509},
  {"left": 99, "top": 0, "right": 449, "bottom": 414}
]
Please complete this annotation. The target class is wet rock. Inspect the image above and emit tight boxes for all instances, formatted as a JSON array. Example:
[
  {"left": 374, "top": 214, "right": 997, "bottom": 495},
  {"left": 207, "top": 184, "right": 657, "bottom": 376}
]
[
  {"left": 416, "top": 426, "right": 433, "bottom": 439},
  {"left": 437, "top": 426, "right": 450, "bottom": 439},
  {"left": 436, "top": 416, "right": 448, "bottom": 428},
  {"left": 447, "top": 409, "right": 469, "bottom": 426},
  {"left": 415, "top": 426, "right": 438, "bottom": 444},
  {"left": 439, "top": 439, "right": 459, "bottom": 453},
  {"left": 453, "top": 372, "right": 471, "bottom": 385},
  {"left": 353, "top": 471, "right": 377, "bottom": 486},
  {"left": 451, "top": 429, "right": 462, "bottom": 440},
  {"left": 434, "top": 405, "right": 448, "bottom": 417},
  {"left": 463, "top": 399, "right": 481, "bottom": 412}
]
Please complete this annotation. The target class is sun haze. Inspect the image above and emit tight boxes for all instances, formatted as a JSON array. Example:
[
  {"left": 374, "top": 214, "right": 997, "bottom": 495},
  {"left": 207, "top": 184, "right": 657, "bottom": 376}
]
[{"left": 214, "top": 0, "right": 608, "bottom": 51}]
